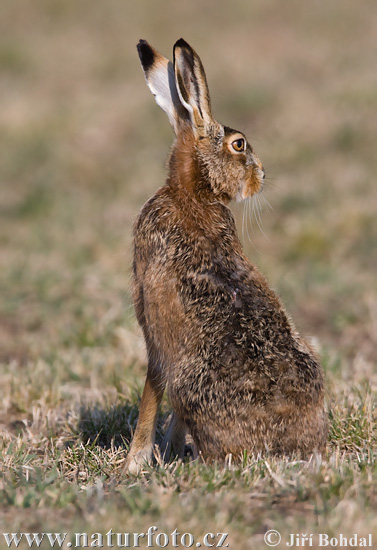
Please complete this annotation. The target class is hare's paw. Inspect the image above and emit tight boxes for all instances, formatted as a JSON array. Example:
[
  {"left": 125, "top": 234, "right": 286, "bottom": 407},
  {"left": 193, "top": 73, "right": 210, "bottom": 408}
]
[{"left": 124, "top": 446, "right": 153, "bottom": 475}]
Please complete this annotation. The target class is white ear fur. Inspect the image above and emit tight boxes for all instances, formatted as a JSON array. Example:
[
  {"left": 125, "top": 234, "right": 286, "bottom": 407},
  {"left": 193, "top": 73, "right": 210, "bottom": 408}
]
[{"left": 137, "top": 40, "right": 189, "bottom": 134}]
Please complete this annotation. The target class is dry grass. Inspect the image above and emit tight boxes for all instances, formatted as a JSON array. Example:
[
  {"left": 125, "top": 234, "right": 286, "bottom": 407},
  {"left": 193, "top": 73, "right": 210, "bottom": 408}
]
[{"left": 1, "top": 0, "right": 377, "bottom": 547}]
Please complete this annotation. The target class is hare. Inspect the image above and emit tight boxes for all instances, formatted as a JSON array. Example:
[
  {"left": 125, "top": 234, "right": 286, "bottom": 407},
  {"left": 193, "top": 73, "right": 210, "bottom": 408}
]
[{"left": 125, "top": 38, "right": 327, "bottom": 474}]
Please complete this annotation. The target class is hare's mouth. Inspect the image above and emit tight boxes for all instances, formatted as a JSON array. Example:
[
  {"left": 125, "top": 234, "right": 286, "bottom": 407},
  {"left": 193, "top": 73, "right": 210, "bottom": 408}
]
[{"left": 237, "top": 169, "right": 264, "bottom": 201}]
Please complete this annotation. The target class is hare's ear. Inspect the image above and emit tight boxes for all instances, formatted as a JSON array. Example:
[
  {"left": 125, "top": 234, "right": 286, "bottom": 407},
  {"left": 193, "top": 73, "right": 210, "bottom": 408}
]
[
  {"left": 173, "top": 39, "right": 213, "bottom": 133},
  {"left": 137, "top": 39, "right": 189, "bottom": 134}
]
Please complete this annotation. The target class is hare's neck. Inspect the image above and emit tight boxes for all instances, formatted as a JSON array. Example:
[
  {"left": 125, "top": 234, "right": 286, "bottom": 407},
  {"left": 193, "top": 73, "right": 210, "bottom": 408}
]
[
  {"left": 162, "top": 179, "right": 242, "bottom": 253},
  {"left": 168, "top": 129, "right": 199, "bottom": 194},
  {"left": 168, "top": 131, "right": 228, "bottom": 205}
]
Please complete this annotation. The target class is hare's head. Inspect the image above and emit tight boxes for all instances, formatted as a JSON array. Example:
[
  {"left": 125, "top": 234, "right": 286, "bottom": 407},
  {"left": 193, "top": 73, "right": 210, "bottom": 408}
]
[{"left": 137, "top": 39, "right": 264, "bottom": 203}]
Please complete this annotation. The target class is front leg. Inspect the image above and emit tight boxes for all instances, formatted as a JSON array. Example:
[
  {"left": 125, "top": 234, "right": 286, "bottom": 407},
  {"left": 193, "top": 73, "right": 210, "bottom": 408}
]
[
  {"left": 162, "top": 413, "right": 199, "bottom": 462},
  {"left": 124, "top": 366, "right": 165, "bottom": 475}
]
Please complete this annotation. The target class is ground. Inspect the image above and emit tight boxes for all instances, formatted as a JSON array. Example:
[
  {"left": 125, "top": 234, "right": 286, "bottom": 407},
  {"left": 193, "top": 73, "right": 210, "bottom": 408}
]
[{"left": 1, "top": 1, "right": 377, "bottom": 548}]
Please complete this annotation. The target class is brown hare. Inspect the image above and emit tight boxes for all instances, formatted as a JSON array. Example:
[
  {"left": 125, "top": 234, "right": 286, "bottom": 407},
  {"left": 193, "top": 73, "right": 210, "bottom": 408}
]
[{"left": 125, "top": 38, "right": 327, "bottom": 474}]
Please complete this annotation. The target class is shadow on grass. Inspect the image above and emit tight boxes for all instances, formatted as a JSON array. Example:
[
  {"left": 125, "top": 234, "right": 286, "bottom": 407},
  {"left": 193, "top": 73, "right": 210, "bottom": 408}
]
[
  {"left": 77, "top": 401, "right": 169, "bottom": 451},
  {"left": 78, "top": 402, "right": 139, "bottom": 449}
]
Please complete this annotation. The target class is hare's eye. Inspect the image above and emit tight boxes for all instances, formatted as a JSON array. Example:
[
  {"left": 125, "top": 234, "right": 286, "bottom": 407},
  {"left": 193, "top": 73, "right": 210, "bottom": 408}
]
[{"left": 231, "top": 138, "right": 245, "bottom": 153}]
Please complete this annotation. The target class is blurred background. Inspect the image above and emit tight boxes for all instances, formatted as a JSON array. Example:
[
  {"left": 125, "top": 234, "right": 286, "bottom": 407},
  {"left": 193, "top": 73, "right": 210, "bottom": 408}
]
[
  {"left": 1, "top": 0, "right": 376, "bottom": 373},
  {"left": 1, "top": 0, "right": 377, "bottom": 540}
]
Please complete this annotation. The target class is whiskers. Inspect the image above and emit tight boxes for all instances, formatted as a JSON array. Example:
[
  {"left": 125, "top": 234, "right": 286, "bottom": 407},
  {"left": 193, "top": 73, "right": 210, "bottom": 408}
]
[
  {"left": 242, "top": 196, "right": 252, "bottom": 244},
  {"left": 241, "top": 189, "right": 274, "bottom": 246}
]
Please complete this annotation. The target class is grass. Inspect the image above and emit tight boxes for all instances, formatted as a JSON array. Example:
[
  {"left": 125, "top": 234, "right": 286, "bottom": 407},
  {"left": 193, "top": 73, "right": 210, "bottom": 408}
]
[{"left": 1, "top": 0, "right": 377, "bottom": 547}]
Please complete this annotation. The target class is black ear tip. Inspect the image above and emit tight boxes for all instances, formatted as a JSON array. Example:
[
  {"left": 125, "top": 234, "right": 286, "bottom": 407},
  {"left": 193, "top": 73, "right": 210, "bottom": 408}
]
[
  {"left": 137, "top": 39, "right": 155, "bottom": 72},
  {"left": 174, "top": 38, "right": 191, "bottom": 50}
]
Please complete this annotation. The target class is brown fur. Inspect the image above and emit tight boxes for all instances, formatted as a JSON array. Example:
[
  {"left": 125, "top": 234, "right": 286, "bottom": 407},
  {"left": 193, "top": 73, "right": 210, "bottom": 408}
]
[{"left": 125, "top": 39, "right": 327, "bottom": 474}]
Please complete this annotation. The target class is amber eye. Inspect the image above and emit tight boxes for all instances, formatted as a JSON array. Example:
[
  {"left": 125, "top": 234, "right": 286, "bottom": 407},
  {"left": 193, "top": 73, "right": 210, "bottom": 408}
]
[{"left": 231, "top": 138, "right": 245, "bottom": 152}]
